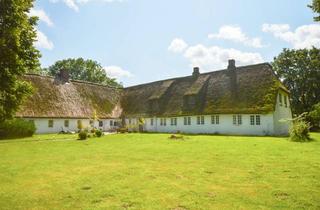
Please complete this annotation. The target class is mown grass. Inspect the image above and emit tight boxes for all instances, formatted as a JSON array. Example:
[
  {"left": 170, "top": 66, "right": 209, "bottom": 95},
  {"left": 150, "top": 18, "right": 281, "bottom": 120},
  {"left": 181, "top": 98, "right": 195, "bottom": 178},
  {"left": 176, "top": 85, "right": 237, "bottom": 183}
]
[{"left": 0, "top": 133, "right": 319, "bottom": 210}]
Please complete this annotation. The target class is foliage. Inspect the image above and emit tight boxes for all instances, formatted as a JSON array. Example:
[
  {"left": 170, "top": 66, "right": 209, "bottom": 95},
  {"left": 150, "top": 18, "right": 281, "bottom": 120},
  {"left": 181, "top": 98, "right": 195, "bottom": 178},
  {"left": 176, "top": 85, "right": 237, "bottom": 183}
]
[
  {"left": 309, "top": 0, "right": 320, "bottom": 21},
  {"left": 308, "top": 102, "right": 320, "bottom": 128},
  {"left": 43, "top": 58, "right": 122, "bottom": 88},
  {"left": 0, "top": 0, "right": 40, "bottom": 122},
  {"left": 95, "top": 129, "right": 103, "bottom": 137},
  {"left": 117, "top": 127, "right": 128, "bottom": 133},
  {"left": 0, "top": 119, "right": 36, "bottom": 139},
  {"left": 78, "top": 130, "right": 88, "bottom": 140},
  {"left": 272, "top": 48, "right": 320, "bottom": 115},
  {"left": 289, "top": 113, "right": 311, "bottom": 142},
  {"left": 77, "top": 120, "right": 83, "bottom": 130}
]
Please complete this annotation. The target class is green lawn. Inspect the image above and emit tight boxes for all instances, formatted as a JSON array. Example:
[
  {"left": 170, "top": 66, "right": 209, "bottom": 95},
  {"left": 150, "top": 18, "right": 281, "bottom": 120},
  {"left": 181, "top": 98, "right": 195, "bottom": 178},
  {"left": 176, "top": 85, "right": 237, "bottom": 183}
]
[{"left": 0, "top": 133, "right": 319, "bottom": 210}]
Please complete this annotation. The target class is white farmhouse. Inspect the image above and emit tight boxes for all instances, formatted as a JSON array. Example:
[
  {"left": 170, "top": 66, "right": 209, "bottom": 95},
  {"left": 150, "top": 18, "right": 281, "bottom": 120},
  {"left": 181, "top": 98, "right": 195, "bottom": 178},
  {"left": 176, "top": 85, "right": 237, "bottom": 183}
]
[{"left": 17, "top": 60, "right": 292, "bottom": 135}]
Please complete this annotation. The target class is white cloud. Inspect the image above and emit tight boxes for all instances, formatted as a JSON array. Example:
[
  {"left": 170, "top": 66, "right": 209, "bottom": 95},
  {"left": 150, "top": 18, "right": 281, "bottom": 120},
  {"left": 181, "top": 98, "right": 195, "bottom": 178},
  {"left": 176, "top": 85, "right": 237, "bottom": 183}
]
[
  {"left": 168, "top": 38, "right": 188, "bottom": 53},
  {"left": 50, "top": 0, "right": 123, "bottom": 11},
  {"left": 208, "top": 25, "right": 265, "bottom": 48},
  {"left": 29, "top": 8, "right": 53, "bottom": 27},
  {"left": 262, "top": 23, "right": 320, "bottom": 49},
  {"left": 35, "top": 29, "right": 54, "bottom": 50},
  {"left": 104, "top": 66, "right": 133, "bottom": 79},
  {"left": 184, "top": 44, "right": 264, "bottom": 70}
]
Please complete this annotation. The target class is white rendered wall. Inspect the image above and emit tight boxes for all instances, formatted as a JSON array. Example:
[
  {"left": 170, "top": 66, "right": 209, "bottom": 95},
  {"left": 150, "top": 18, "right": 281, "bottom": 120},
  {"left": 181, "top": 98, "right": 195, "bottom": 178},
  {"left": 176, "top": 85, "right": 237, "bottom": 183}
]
[
  {"left": 273, "top": 90, "right": 293, "bottom": 136},
  {"left": 24, "top": 118, "right": 120, "bottom": 134},
  {"left": 132, "top": 114, "right": 275, "bottom": 136}
]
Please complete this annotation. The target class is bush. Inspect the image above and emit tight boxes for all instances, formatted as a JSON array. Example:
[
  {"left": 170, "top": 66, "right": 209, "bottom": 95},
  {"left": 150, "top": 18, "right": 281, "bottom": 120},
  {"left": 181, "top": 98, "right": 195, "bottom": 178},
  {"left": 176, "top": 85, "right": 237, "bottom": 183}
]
[
  {"left": 289, "top": 115, "right": 311, "bottom": 142},
  {"left": 117, "top": 127, "right": 128, "bottom": 133},
  {"left": 78, "top": 130, "right": 88, "bottom": 140},
  {"left": 0, "top": 119, "right": 36, "bottom": 139},
  {"left": 95, "top": 129, "right": 103, "bottom": 137}
]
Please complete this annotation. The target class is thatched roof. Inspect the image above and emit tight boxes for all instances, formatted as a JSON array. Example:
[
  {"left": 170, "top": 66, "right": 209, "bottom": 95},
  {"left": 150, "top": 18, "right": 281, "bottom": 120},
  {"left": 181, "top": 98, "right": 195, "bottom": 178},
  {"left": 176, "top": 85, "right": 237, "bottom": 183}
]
[
  {"left": 17, "top": 62, "right": 288, "bottom": 119},
  {"left": 121, "top": 62, "right": 289, "bottom": 117},
  {"left": 16, "top": 74, "right": 122, "bottom": 119}
]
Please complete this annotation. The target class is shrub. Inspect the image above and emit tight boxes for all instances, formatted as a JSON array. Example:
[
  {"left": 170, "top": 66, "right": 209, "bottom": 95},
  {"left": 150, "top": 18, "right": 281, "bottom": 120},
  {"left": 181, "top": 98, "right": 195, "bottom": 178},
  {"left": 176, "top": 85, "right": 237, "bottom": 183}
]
[
  {"left": 95, "top": 129, "right": 103, "bottom": 137},
  {"left": 117, "top": 127, "right": 128, "bottom": 133},
  {"left": 289, "top": 114, "right": 311, "bottom": 142},
  {"left": 0, "top": 119, "right": 36, "bottom": 139},
  {"left": 78, "top": 130, "right": 88, "bottom": 140}
]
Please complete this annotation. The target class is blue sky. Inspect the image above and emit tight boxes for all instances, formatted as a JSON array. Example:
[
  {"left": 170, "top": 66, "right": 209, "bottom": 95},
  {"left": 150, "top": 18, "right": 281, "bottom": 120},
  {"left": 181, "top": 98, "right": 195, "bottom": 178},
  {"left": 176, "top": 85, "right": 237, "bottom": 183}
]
[{"left": 32, "top": 0, "right": 319, "bottom": 86}]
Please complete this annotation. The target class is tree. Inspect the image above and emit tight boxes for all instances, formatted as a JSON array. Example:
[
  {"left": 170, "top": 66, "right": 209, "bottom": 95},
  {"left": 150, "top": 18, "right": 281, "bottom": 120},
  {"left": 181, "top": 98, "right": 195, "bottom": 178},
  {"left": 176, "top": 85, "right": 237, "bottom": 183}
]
[
  {"left": 0, "top": 0, "right": 40, "bottom": 122},
  {"left": 309, "top": 0, "right": 320, "bottom": 21},
  {"left": 272, "top": 47, "right": 320, "bottom": 115},
  {"left": 43, "top": 58, "right": 122, "bottom": 88},
  {"left": 309, "top": 102, "right": 320, "bottom": 128}
]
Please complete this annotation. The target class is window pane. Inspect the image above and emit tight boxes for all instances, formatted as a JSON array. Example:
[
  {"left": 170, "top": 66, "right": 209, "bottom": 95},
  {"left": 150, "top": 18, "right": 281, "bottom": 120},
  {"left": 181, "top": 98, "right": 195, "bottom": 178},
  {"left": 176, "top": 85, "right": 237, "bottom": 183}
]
[
  {"left": 201, "top": 116, "right": 204, "bottom": 124},
  {"left": 48, "top": 120, "right": 53, "bottom": 128},
  {"left": 233, "top": 115, "right": 236, "bottom": 125},
  {"left": 188, "top": 117, "right": 191, "bottom": 125},
  {"left": 238, "top": 115, "right": 242, "bottom": 125},
  {"left": 64, "top": 120, "right": 69, "bottom": 127},
  {"left": 216, "top": 115, "right": 219, "bottom": 124},
  {"left": 256, "top": 115, "right": 261, "bottom": 125},
  {"left": 211, "top": 116, "right": 215, "bottom": 124},
  {"left": 197, "top": 116, "right": 200, "bottom": 124},
  {"left": 250, "top": 115, "right": 255, "bottom": 125},
  {"left": 164, "top": 118, "right": 166, "bottom": 126}
]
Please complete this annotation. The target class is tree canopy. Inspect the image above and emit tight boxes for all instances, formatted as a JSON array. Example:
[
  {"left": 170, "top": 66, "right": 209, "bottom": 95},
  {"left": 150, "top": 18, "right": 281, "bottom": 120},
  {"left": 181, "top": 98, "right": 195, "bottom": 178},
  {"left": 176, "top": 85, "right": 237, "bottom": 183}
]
[
  {"left": 272, "top": 47, "right": 320, "bottom": 115},
  {"left": 43, "top": 58, "right": 122, "bottom": 88},
  {"left": 309, "top": 0, "right": 320, "bottom": 21},
  {"left": 0, "top": 0, "right": 40, "bottom": 122}
]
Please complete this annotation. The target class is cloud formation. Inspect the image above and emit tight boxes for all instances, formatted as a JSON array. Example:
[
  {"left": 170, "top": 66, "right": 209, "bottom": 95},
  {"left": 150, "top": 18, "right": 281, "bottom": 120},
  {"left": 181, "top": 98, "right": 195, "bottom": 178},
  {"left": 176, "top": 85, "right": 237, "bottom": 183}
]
[
  {"left": 262, "top": 23, "right": 320, "bottom": 49},
  {"left": 168, "top": 38, "right": 264, "bottom": 71},
  {"left": 104, "top": 66, "right": 133, "bottom": 79},
  {"left": 50, "top": 0, "right": 123, "bottom": 11},
  {"left": 35, "top": 29, "right": 54, "bottom": 50},
  {"left": 168, "top": 38, "right": 188, "bottom": 53},
  {"left": 208, "top": 25, "right": 265, "bottom": 48}
]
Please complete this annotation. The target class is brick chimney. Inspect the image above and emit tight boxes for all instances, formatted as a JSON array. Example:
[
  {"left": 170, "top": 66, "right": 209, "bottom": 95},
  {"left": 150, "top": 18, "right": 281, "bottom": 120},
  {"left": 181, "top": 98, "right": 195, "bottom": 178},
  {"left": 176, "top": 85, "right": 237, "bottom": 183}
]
[
  {"left": 192, "top": 67, "right": 200, "bottom": 77},
  {"left": 227, "top": 59, "right": 237, "bottom": 99},
  {"left": 55, "top": 69, "right": 70, "bottom": 84}
]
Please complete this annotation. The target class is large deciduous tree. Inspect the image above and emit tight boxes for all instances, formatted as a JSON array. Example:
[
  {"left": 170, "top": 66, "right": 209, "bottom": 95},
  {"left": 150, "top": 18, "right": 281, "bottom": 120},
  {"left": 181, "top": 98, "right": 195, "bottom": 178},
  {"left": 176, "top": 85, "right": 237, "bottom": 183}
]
[
  {"left": 309, "top": 0, "right": 320, "bottom": 21},
  {"left": 272, "top": 47, "right": 320, "bottom": 115},
  {"left": 44, "top": 58, "right": 122, "bottom": 88},
  {"left": 0, "top": 0, "right": 40, "bottom": 122}
]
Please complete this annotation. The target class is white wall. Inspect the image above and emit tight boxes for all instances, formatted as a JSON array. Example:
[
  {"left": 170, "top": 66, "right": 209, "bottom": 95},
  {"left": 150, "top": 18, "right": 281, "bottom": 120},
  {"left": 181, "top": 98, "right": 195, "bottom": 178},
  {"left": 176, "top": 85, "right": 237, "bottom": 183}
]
[
  {"left": 127, "top": 114, "right": 275, "bottom": 136},
  {"left": 24, "top": 118, "right": 120, "bottom": 134},
  {"left": 273, "top": 90, "right": 293, "bottom": 136}
]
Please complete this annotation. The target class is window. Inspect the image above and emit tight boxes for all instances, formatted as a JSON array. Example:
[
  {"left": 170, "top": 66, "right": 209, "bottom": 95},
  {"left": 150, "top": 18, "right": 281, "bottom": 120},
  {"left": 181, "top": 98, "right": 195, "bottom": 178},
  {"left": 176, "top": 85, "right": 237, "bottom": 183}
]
[
  {"left": 197, "top": 116, "right": 204, "bottom": 125},
  {"left": 90, "top": 120, "right": 94, "bottom": 126},
  {"left": 77, "top": 120, "right": 82, "bottom": 129},
  {"left": 99, "top": 121, "right": 103, "bottom": 127},
  {"left": 128, "top": 119, "right": 131, "bottom": 124},
  {"left": 233, "top": 115, "right": 237, "bottom": 125},
  {"left": 160, "top": 118, "right": 166, "bottom": 126},
  {"left": 150, "top": 118, "right": 153, "bottom": 126},
  {"left": 170, "top": 118, "right": 177, "bottom": 126},
  {"left": 64, "top": 120, "right": 69, "bottom": 127},
  {"left": 211, "top": 115, "right": 220, "bottom": 124},
  {"left": 184, "top": 116, "right": 191, "bottom": 125},
  {"left": 250, "top": 115, "right": 255, "bottom": 125},
  {"left": 110, "top": 120, "right": 113, "bottom": 126},
  {"left": 48, "top": 120, "right": 54, "bottom": 128},
  {"left": 284, "top": 95, "right": 288, "bottom": 107},
  {"left": 256, "top": 115, "right": 261, "bottom": 125},
  {"left": 279, "top": 93, "right": 283, "bottom": 106},
  {"left": 233, "top": 115, "right": 242, "bottom": 125}
]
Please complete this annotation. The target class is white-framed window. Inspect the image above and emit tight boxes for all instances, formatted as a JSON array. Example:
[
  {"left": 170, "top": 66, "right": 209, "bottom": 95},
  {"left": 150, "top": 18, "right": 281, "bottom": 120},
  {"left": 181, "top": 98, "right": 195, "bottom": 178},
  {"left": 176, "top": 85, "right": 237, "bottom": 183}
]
[
  {"left": 279, "top": 93, "right": 283, "bottom": 106},
  {"left": 150, "top": 118, "right": 153, "bottom": 126},
  {"left": 256, "top": 115, "right": 261, "bottom": 125},
  {"left": 160, "top": 118, "right": 166, "bottom": 126},
  {"left": 250, "top": 115, "right": 255, "bottom": 125},
  {"left": 48, "top": 120, "right": 54, "bottom": 128},
  {"left": 197, "top": 116, "right": 204, "bottom": 125},
  {"left": 170, "top": 118, "right": 177, "bottom": 126},
  {"left": 64, "top": 120, "right": 69, "bottom": 127},
  {"left": 184, "top": 116, "right": 191, "bottom": 125},
  {"left": 110, "top": 120, "right": 113, "bottom": 126},
  {"left": 284, "top": 95, "right": 288, "bottom": 107},
  {"left": 233, "top": 115, "right": 242, "bottom": 125},
  {"left": 211, "top": 115, "right": 220, "bottom": 124},
  {"left": 250, "top": 115, "right": 261, "bottom": 125},
  {"left": 99, "top": 121, "right": 103, "bottom": 127}
]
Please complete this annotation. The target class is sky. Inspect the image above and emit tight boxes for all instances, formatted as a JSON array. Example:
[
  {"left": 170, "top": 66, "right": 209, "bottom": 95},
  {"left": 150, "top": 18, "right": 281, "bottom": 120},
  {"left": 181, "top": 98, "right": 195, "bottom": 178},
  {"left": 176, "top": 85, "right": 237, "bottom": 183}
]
[{"left": 32, "top": 0, "right": 319, "bottom": 86}]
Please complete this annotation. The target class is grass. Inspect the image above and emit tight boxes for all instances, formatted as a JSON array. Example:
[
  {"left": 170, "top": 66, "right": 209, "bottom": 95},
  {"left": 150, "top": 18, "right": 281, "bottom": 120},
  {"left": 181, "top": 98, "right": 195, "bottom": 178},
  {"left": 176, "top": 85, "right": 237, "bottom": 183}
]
[{"left": 0, "top": 133, "right": 319, "bottom": 210}]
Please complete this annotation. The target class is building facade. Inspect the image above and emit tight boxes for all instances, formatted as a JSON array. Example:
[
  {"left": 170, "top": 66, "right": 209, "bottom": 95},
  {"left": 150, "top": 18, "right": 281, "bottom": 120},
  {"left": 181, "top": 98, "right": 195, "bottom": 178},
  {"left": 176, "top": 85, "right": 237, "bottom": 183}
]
[{"left": 17, "top": 60, "right": 292, "bottom": 135}]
